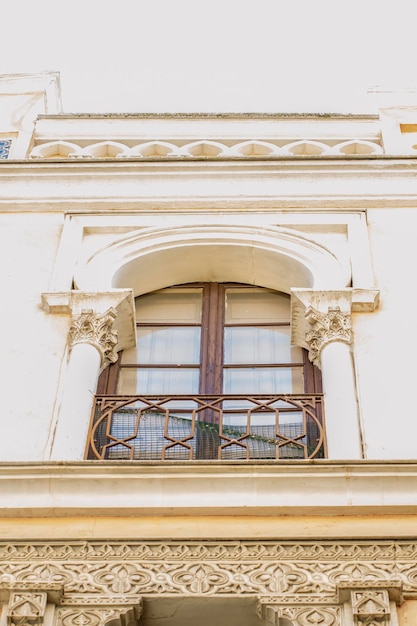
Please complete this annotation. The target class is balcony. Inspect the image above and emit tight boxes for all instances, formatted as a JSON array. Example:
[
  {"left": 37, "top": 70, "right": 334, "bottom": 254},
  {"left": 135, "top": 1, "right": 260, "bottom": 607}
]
[{"left": 86, "top": 394, "right": 325, "bottom": 461}]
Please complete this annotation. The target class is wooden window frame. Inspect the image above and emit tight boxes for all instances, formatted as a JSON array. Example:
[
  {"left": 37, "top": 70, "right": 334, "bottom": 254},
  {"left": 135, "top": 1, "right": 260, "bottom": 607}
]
[{"left": 98, "top": 283, "right": 322, "bottom": 395}]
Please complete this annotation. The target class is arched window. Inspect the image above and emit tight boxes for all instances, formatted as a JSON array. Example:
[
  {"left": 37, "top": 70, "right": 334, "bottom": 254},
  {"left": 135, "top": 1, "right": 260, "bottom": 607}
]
[{"left": 88, "top": 284, "right": 324, "bottom": 460}]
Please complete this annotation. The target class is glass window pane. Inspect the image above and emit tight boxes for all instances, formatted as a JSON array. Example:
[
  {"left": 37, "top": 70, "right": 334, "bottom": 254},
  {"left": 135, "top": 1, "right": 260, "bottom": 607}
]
[
  {"left": 117, "top": 368, "right": 199, "bottom": 394},
  {"left": 224, "top": 326, "right": 302, "bottom": 364},
  {"left": 225, "top": 288, "right": 291, "bottom": 323},
  {"left": 135, "top": 288, "right": 202, "bottom": 323},
  {"left": 121, "top": 327, "right": 201, "bottom": 364},
  {"left": 223, "top": 367, "right": 304, "bottom": 394}
]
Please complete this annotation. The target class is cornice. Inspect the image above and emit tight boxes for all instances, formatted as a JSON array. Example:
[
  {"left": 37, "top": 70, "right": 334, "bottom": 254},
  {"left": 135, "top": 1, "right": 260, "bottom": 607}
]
[
  {"left": 1, "top": 461, "right": 417, "bottom": 518},
  {"left": 1, "top": 158, "right": 417, "bottom": 213},
  {"left": 3, "top": 155, "right": 417, "bottom": 168},
  {"left": 4, "top": 155, "right": 417, "bottom": 169}
]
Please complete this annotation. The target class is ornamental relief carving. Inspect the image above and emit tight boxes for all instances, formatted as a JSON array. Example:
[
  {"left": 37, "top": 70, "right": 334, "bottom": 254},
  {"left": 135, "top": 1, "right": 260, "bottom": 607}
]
[
  {"left": 7, "top": 591, "right": 47, "bottom": 626},
  {"left": 56, "top": 605, "right": 140, "bottom": 626},
  {"left": 0, "top": 541, "right": 412, "bottom": 600},
  {"left": 305, "top": 306, "right": 352, "bottom": 364},
  {"left": 351, "top": 589, "right": 391, "bottom": 626},
  {"left": 265, "top": 605, "right": 341, "bottom": 626},
  {"left": 68, "top": 308, "right": 118, "bottom": 369}
]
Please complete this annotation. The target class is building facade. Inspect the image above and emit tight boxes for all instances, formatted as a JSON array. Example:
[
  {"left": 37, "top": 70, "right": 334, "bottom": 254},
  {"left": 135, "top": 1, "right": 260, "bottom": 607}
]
[{"left": 1, "top": 72, "right": 417, "bottom": 626}]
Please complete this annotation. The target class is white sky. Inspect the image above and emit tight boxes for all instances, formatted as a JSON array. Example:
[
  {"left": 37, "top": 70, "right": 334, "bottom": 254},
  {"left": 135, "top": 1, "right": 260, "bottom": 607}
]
[{"left": 1, "top": 0, "right": 416, "bottom": 114}]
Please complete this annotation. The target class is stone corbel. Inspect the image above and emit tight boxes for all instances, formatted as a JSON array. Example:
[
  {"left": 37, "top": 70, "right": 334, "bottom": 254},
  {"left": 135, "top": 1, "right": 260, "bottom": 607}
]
[{"left": 41, "top": 289, "right": 136, "bottom": 353}]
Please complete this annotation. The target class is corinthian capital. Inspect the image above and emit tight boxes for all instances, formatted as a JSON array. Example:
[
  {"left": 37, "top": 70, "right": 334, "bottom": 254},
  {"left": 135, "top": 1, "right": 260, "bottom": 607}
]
[
  {"left": 305, "top": 306, "right": 352, "bottom": 364},
  {"left": 68, "top": 308, "right": 118, "bottom": 369}
]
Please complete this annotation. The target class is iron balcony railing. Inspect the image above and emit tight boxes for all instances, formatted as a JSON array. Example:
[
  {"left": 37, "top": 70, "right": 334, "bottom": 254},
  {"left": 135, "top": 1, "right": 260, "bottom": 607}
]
[{"left": 86, "top": 394, "right": 326, "bottom": 461}]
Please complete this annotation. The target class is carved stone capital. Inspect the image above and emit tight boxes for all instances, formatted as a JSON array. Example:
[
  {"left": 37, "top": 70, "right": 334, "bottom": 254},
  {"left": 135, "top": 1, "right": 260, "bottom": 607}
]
[
  {"left": 305, "top": 305, "right": 352, "bottom": 364},
  {"left": 7, "top": 592, "right": 48, "bottom": 626},
  {"left": 56, "top": 599, "right": 142, "bottom": 626},
  {"left": 258, "top": 602, "right": 341, "bottom": 626},
  {"left": 68, "top": 308, "right": 118, "bottom": 369}
]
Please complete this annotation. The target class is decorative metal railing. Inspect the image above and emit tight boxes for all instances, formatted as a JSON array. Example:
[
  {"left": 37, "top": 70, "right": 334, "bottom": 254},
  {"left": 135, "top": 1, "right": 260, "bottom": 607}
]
[{"left": 86, "top": 395, "right": 326, "bottom": 461}]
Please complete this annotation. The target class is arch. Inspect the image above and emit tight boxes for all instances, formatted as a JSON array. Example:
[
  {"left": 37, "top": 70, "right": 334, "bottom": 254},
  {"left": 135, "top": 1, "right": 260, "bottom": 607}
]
[
  {"left": 74, "top": 224, "right": 350, "bottom": 296},
  {"left": 231, "top": 140, "right": 281, "bottom": 156},
  {"left": 180, "top": 141, "right": 228, "bottom": 157},
  {"left": 81, "top": 141, "right": 129, "bottom": 158},
  {"left": 29, "top": 140, "right": 82, "bottom": 158},
  {"left": 282, "top": 140, "right": 330, "bottom": 156},
  {"left": 335, "top": 140, "right": 383, "bottom": 155},
  {"left": 130, "top": 141, "right": 178, "bottom": 157}
]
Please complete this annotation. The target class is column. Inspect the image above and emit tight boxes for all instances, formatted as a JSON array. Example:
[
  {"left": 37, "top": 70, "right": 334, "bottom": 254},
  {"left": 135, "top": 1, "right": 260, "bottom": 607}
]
[
  {"left": 50, "top": 308, "right": 118, "bottom": 461},
  {"left": 305, "top": 305, "right": 362, "bottom": 459}
]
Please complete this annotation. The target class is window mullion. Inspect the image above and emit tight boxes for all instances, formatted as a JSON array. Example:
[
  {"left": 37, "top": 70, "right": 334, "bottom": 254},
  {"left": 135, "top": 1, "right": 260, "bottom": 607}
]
[{"left": 199, "top": 283, "right": 225, "bottom": 395}]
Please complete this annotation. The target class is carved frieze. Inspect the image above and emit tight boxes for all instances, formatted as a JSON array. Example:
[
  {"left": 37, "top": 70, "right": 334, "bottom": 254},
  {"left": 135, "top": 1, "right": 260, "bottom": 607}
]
[
  {"left": 68, "top": 308, "right": 118, "bottom": 369},
  {"left": 305, "top": 306, "right": 352, "bottom": 364},
  {"left": 0, "top": 541, "right": 413, "bottom": 600}
]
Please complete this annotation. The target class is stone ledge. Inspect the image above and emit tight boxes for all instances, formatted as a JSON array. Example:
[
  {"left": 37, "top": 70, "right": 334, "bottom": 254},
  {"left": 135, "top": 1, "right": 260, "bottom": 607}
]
[{"left": 1, "top": 461, "right": 417, "bottom": 517}]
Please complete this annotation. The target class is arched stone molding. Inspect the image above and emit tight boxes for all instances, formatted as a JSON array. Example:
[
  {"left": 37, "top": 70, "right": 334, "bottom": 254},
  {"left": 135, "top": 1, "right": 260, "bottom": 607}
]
[
  {"left": 29, "top": 141, "right": 82, "bottom": 159},
  {"left": 179, "top": 140, "right": 228, "bottom": 157},
  {"left": 335, "top": 140, "right": 383, "bottom": 155},
  {"left": 74, "top": 224, "right": 351, "bottom": 296},
  {"left": 80, "top": 141, "right": 130, "bottom": 159},
  {"left": 230, "top": 140, "right": 281, "bottom": 156},
  {"left": 129, "top": 141, "right": 178, "bottom": 157},
  {"left": 282, "top": 140, "right": 328, "bottom": 155},
  {"left": 28, "top": 138, "right": 384, "bottom": 159}
]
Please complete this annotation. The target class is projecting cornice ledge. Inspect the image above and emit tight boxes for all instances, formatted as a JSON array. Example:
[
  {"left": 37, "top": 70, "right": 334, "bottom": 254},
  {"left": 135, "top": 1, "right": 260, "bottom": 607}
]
[{"left": 1, "top": 461, "right": 417, "bottom": 517}]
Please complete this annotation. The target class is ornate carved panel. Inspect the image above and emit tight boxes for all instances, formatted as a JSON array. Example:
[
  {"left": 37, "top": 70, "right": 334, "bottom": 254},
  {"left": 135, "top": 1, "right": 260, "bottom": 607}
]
[
  {"left": 0, "top": 541, "right": 412, "bottom": 600},
  {"left": 56, "top": 604, "right": 141, "bottom": 626},
  {"left": 305, "top": 306, "right": 352, "bottom": 364},
  {"left": 263, "top": 605, "right": 342, "bottom": 626},
  {"left": 7, "top": 591, "right": 47, "bottom": 626},
  {"left": 68, "top": 308, "right": 118, "bottom": 369}
]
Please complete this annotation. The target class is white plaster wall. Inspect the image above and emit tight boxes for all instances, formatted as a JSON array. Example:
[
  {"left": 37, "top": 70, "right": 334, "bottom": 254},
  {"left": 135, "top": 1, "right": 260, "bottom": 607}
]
[
  {"left": 353, "top": 208, "right": 417, "bottom": 459},
  {"left": 1, "top": 207, "right": 415, "bottom": 461},
  {"left": 0, "top": 213, "right": 67, "bottom": 460}
]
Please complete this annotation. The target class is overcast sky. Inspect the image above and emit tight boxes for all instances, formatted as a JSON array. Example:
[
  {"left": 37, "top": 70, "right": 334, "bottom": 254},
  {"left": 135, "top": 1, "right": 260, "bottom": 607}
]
[{"left": 1, "top": 0, "right": 416, "bottom": 114}]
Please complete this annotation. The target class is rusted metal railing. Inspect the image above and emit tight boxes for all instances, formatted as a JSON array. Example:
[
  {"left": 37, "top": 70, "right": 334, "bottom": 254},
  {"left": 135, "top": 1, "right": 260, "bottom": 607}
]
[{"left": 86, "top": 394, "right": 326, "bottom": 460}]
